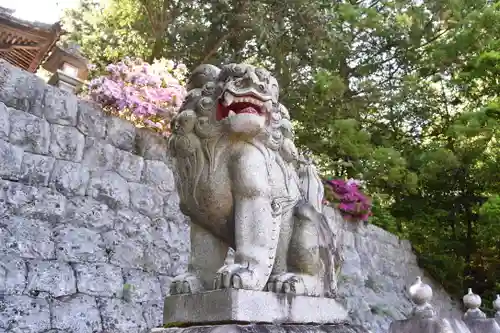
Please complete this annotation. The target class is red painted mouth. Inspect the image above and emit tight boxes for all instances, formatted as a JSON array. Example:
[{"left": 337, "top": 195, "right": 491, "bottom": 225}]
[{"left": 216, "top": 94, "right": 265, "bottom": 121}]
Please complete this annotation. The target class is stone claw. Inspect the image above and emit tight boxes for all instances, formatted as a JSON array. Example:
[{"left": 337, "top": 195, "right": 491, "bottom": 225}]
[
  {"left": 214, "top": 264, "right": 255, "bottom": 290},
  {"left": 169, "top": 273, "right": 203, "bottom": 295}
]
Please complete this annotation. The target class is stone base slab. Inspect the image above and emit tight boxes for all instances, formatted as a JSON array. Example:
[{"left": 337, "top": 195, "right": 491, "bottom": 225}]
[
  {"left": 163, "top": 289, "right": 349, "bottom": 325},
  {"left": 152, "top": 323, "right": 369, "bottom": 333}
]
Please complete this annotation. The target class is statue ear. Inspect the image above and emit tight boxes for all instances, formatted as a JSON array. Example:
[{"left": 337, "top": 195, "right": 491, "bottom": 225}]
[{"left": 187, "top": 64, "right": 221, "bottom": 90}]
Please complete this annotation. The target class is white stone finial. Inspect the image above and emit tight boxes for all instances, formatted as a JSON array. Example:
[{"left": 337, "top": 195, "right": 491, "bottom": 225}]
[
  {"left": 493, "top": 294, "right": 500, "bottom": 312},
  {"left": 408, "top": 276, "right": 435, "bottom": 318},
  {"left": 409, "top": 276, "right": 433, "bottom": 305},
  {"left": 463, "top": 288, "right": 481, "bottom": 310},
  {"left": 463, "top": 288, "right": 487, "bottom": 320}
]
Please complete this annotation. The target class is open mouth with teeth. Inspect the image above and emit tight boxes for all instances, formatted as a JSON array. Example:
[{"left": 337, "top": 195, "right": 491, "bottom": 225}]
[{"left": 216, "top": 92, "right": 267, "bottom": 121}]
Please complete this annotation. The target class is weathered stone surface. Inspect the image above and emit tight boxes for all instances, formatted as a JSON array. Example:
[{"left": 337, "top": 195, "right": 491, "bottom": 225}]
[
  {"left": 54, "top": 226, "right": 107, "bottom": 262},
  {"left": 0, "top": 139, "right": 23, "bottom": 179},
  {"left": 74, "top": 263, "right": 123, "bottom": 298},
  {"left": 114, "top": 149, "right": 144, "bottom": 182},
  {"left": 82, "top": 137, "right": 116, "bottom": 172},
  {"left": 0, "top": 295, "right": 51, "bottom": 332},
  {"left": 143, "top": 244, "right": 176, "bottom": 275},
  {"left": 87, "top": 171, "right": 130, "bottom": 209},
  {"left": 102, "top": 230, "right": 147, "bottom": 269},
  {"left": 43, "top": 85, "right": 78, "bottom": 126},
  {"left": 9, "top": 109, "right": 50, "bottom": 154},
  {"left": 97, "top": 298, "right": 148, "bottom": 333},
  {"left": 50, "top": 160, "right": 90, "bottom": 196},
  {"left": 135, "top": 128, "right": 169, "bottom": 161},
  {"left": 0, "top": 217, "right": 55, "bottom": 260},
  {"left": 0, "top": 102, "right": 9, "bottom": 140},
  {"left": 113, "top": 209, "right": 153, "bottom": 243},
  {"left": 164, "top": 289, "right": 349, "bottom": 325},
  {"left": 51, "top": 294, "right": 102, "bottom": 333},
  {"left": 17, "top": 187, "right": 66, "bottom": 223},
  {"left": 77, "top": 100, "right": 107, "bottom": 138},
  {"left": 20, "top": 152, "right": 56, "bottom": 186},
  {"left": 123, "top": 269, "right": 162, "bottom": 303},
  {"left": 107, "top": 117, "right": 136, "bottom": 151},
  {"left": 129, "top": 183, "right": 163, "bottom": 218},
  {"left": 0, "top": 179, "right": 37, "bottom": 212},
  {"left": 163, "top": 191, "right": 187, "bottom": 224},
  {"left": 150, "top": 218, "right": 189, "bottom": 276},
  {"left": 65, "top": 196, "right": 115, "bottom": 232},
  {"left": 143, "top": 160, "right": 175, "bottom": 194},
  {"left": 0, "top": 61, "right": 45, "bottom": 116},
  {"left": 0, "top": 255, "right": 26, "bottom": 295},
  {"left": 143, "top": 301, "right": 163, "bottom": 329},
  {"left": 50, "top": 124, "right": 85, "bottom": 162},
  {"left": 25, "top": 260, "right": 76, "bottom": 297}
]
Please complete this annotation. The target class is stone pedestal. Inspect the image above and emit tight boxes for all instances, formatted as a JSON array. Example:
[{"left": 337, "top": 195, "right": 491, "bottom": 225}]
[
  {"left": 388, "top": 277, "right": 461, "bottom": 333},
  {"left": 462, "top": 289, "right": 500, "bottom": 333},
  {"left": 153, "top": 324, "right": 369, "bottom": 333},
  {"left": 163, "top": 290, "right": 349, "bottom": 325}
]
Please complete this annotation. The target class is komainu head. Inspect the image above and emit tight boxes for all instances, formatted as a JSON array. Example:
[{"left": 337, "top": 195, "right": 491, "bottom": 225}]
[{"left": 173, "top": 63, "right": 283, "bottom": 143}]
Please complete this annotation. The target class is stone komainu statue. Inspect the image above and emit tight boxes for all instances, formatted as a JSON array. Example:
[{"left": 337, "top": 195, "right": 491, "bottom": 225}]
[{"left": 168, "top": 63, "right": 342, "bottom": 297}]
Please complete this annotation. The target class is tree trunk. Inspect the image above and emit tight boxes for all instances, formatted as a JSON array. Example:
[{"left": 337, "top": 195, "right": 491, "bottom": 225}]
[{"left": 149, "top": 36, "right": 164, "bottom": 63}]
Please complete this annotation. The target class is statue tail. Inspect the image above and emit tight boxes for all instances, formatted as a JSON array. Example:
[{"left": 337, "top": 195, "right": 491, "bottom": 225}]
[{"left": 318, "top": 213, "right": 343, "bottom": 298}]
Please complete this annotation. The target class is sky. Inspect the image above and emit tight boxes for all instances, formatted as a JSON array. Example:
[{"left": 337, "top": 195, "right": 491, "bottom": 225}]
[{"left": 0, "top": 0, "right": 80, "bottom": 23}]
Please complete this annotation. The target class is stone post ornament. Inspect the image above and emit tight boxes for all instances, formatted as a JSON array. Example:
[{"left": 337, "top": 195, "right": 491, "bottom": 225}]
[
  {"left": 462, "top": 289, "right": 500, "bottom": 333},
  {"left": 494, "top": 295, "right": 500, "bottom": 319},
  {"left": 463, "top": 288, "right": 486, "bottom": 320},
  {"left": 409, "top": 276, "right": 435, "bottom": 318},
  {"left": 388, "top": 277, "right": 455, "bottom": 333}
]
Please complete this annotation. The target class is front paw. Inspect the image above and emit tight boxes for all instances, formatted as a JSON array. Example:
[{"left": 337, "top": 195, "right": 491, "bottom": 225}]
[
  {"left": 169, "top": 273, "right": 203, "bottom": 295},
  {"left": 266, "top": 273, "right": 306, "bottom": 295},
  {"left": 214, "top": 264, "right": 256, "bottom": 290},
  {"left": 266, "top": 273, "right": 321, "bottom": 296}
]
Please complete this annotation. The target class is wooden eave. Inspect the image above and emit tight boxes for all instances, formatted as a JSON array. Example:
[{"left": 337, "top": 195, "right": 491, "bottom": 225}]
[{"left": 0, "top": 15, "right": 62, "bottom": 73}]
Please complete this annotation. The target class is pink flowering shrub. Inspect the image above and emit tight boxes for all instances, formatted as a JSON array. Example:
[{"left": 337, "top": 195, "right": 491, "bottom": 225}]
[
  {"left": 323, "top": 178, "right": 372, "bottom": 221},
  {"left": 86, "top": 57, "right": 187, "bottom": 136}
]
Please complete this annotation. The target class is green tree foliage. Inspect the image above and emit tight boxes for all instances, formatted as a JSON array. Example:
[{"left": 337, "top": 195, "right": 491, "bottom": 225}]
[{"left": 63, "top": 0, "right": 500, "bottom": 308}]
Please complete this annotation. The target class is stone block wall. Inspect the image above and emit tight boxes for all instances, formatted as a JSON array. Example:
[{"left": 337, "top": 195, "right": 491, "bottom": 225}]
[
  {"left": 326, "top": 209, "right": 462, "bottom": 333},
  {"left": 0, "top": 60, "right": 189, "bottom": 333}
]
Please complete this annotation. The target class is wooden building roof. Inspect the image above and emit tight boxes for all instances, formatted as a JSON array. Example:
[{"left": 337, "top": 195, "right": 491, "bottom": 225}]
[{"left": 0, "top": 7, "right": 62, "bottom": 72}]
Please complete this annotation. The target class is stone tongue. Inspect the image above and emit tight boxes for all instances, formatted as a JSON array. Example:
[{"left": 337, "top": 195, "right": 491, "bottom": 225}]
[{"left": 239, "top": 106, "right": 259, "bottom": 114}]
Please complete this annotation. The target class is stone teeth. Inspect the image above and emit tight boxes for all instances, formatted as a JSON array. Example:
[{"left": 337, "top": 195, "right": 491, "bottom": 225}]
[
  {"left": 233, "top": 96, "right": 263, "bottom": 106},
  {"left": 223, "top": 92, "right": 234, "bottom": 106},
  {"left": 228, "top": 110, "right": 236, "bottom": 117}
]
